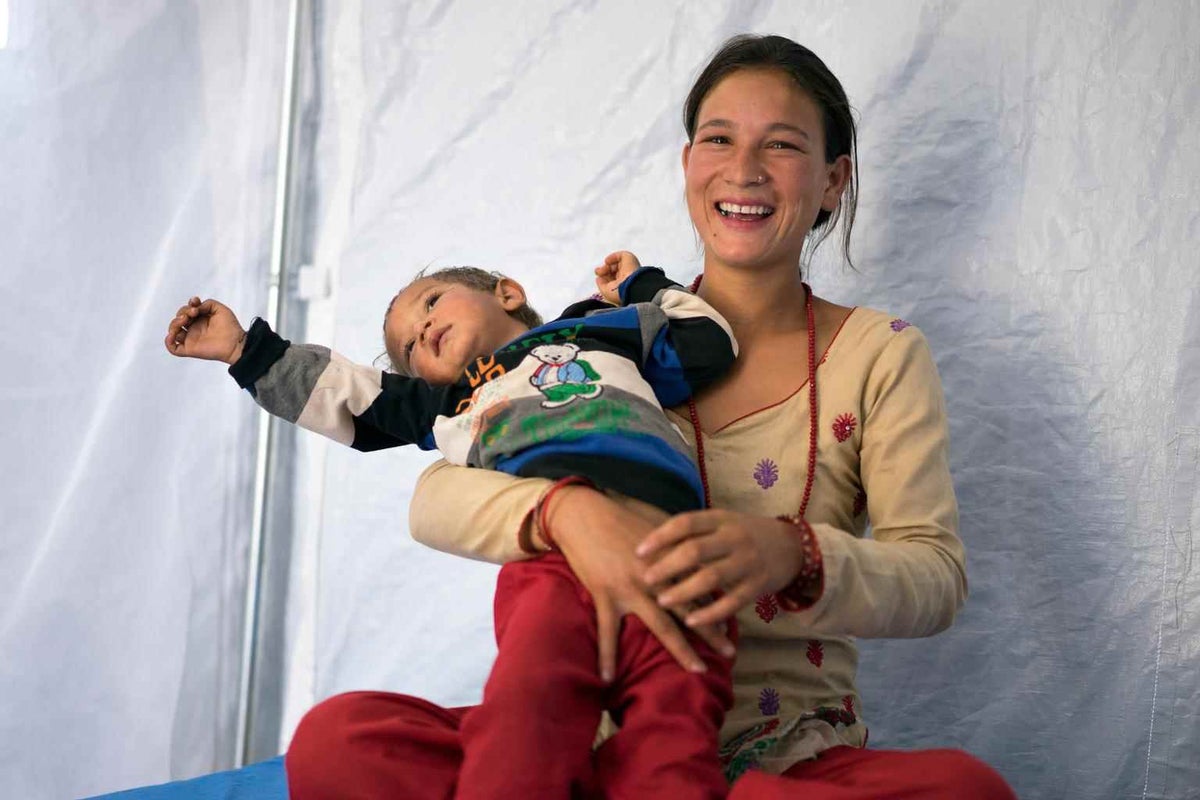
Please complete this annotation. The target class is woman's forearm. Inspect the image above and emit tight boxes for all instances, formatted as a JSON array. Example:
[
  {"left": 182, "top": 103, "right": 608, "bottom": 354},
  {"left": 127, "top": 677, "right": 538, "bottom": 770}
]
[
  {"left": 413, "top": 459, "right": 732, "bottom": 673},
  {"left": 794, "top": 327, "right": 965, "bottom": 638},
  {"left": 797, "top": 522, "right": 965, "bottom": 638},
  {"left": 408, "top": 460, "right": 551, "bottom": 564}
]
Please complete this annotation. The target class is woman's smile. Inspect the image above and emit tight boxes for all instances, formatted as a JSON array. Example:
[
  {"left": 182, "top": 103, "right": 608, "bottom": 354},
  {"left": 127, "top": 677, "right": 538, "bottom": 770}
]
[{"left": 715, "top": 200, "right": 776, "bottom": 223}]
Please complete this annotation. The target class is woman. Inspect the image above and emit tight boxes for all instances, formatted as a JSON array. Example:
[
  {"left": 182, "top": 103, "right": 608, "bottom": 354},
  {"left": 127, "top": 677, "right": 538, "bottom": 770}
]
[{"left": 287, "top": 34, "right": 1015, "bottom": 799}]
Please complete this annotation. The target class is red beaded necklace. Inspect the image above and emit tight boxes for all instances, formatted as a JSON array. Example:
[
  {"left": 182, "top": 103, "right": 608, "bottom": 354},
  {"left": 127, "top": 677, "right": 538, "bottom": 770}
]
[{"left": 686, "top": 276, "right": 819, "bottom": 520}]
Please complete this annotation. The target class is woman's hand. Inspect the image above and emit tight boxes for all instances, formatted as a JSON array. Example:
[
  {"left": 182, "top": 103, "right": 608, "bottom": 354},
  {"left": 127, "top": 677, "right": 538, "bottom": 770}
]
[
  {"left": 165, "top": 297, "right": 247, "bottom": 364},
  {"left": 544, "top": 486, "right": 735, "bottom": 682},
  {"left": 637, "top": 510, "right": 806, "bottom": 628}
]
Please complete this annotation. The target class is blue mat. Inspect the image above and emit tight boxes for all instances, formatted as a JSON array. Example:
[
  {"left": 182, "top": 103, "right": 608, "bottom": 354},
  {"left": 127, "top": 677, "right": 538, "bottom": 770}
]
[{"left": 84, "top": 757, "right": 287, "bottom": 800}]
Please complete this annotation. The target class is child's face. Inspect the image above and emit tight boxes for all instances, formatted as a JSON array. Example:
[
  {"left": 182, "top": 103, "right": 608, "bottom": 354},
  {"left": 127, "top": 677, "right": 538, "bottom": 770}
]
[{"left": 385, "top": 278, "right": 529, "bottom": 384}]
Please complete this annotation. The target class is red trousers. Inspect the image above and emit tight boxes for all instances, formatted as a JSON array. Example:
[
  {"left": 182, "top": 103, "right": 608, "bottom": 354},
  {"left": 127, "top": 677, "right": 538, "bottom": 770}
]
[
  {"left": 287, "top": 554, "right": 733, "bottom": 800},
  {"left": 287, "top": 693, "right": 1014, "bottom": 800},
  {"left": 286, "top": 556, "right": 1015, "bottom": 800}
]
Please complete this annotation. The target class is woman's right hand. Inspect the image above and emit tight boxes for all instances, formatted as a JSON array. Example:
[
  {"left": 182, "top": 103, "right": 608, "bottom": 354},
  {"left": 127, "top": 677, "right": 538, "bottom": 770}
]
[{"left": 543, "top": 485, "right": 735, "bottom": 682}]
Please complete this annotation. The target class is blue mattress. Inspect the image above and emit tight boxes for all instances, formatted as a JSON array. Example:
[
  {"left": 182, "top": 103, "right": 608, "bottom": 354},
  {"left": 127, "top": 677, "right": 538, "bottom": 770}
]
[{"left": 84, "top": 757, "right": 287, "bottom": 800}]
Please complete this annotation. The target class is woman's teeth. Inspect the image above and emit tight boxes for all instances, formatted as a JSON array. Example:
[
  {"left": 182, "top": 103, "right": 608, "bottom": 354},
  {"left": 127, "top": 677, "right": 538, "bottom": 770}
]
[{"left": 717, "top": 202, "right": 773, "bottom": 217}]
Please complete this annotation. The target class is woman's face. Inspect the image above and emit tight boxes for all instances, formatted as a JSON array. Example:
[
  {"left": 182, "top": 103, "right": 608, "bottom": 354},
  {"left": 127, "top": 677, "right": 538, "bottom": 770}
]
[{"left": 682, "top": 67, "right": 848, "bottom": 274}]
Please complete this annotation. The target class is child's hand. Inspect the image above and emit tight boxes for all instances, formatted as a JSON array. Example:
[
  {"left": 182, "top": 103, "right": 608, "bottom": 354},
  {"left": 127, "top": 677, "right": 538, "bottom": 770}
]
[
  {"left": 165, "top": 297, "right": 248, "bottom": 365},
  {"left": 593, "top": 250, "right": 642, "bottom": 304}
]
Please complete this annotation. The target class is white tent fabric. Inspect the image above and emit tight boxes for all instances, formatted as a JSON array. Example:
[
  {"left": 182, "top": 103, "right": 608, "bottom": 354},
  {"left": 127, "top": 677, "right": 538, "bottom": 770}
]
[
  {"left": 281, "top": 3, "right": 1200, "bottom": 799},
  {"left": 1, "top": 1, "right": 1197, "bottom": 799},
  {"left": 0, "top": 2, "right": 286, "bottom": 798}
]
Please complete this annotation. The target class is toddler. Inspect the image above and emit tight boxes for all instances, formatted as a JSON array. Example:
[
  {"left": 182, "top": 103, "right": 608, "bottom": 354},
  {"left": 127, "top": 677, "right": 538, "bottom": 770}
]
[{"left": 166, "top": 252, "right": 738, "bottom": 799}]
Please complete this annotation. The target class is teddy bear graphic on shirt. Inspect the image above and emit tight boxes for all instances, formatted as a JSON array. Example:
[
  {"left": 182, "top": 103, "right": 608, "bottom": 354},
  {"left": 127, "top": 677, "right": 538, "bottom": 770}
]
[{"left": 527, "top": 343, "right": 603, "bottom": 409}]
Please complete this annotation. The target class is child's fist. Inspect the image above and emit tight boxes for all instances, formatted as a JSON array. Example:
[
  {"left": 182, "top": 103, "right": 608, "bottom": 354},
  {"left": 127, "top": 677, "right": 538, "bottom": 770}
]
[
  {"left": 593, "top": 250, "right": 642, "bottom": 304},
  {"left": 164, "top": 297, "right": 247, "bottom": 364}
]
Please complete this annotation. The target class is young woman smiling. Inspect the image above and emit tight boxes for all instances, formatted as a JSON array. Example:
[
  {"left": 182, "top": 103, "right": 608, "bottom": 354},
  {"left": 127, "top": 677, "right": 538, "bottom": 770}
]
[{"left": 285, "top": 34, "right": 1016, "bottom": 799}]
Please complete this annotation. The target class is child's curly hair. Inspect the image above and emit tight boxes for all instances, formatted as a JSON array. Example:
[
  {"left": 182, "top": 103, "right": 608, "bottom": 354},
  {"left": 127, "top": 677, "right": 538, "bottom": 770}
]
[{"left": 381, "top": 266, "right": 543, "bottom": 374}]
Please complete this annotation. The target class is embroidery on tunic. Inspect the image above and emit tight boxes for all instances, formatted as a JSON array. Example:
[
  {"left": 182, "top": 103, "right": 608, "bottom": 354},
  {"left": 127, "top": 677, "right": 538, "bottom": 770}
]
[
  {"left": 754, "top": 593, "right": 779, "bottom": 623},
  {"left": 719, "top": 718, "right": 781, "bottom": 782},
  {"left": 753, "top": 458, "right": 779, "bottom": 489},
  {"left": 806, "top": 639, "right": 824, "bottom": 668},
  {"left": 758, "top": 687, "right": 781, "bottom": 716},
  {"left": 832, "top": 412, "right": 857, "bottom": 442},
  {"left": 813, "top": 700, "right": 857, "bottom": 727},
  {"left": 721, "top": 703, "right": 860, "bottom": 784},
  {"left": 724, "top": 738, "right": 777, "bottom": 783},
  {"left": 852, "top": 489, "right": 867, "bottom": 517},
  {"left": 889, "top": 318, "right": 911, "bottom": 332}
]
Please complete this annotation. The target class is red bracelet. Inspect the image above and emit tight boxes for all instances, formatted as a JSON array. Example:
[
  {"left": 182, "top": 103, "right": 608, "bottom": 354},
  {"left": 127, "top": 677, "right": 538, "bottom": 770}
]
[
  {"left": 533, "top": 476, "right": 596, "bottom": 552},
  {"left": 775, "top": 514, "right": 825, "bottom": 611}
]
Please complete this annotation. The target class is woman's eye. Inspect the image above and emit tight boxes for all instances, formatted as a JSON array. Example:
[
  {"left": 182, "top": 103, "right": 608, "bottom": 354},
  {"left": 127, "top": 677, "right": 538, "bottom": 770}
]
[
  {"left": 703, "top": 135, "right": 730, "bottom": 145},
  {"left": 404, "top": 341, "right": 414, "bottom": 357},
  {"left": 426, "top": 293, "right": 441, "bottom": 310},
  {"left": 768, "top": 140, "right": 799, "bottom": 150}
]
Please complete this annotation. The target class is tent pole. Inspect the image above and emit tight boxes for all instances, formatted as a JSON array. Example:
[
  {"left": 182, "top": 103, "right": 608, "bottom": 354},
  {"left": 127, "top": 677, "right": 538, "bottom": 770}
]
[{"left": 236, "top": 0, "right": 303, "bottom": 768}]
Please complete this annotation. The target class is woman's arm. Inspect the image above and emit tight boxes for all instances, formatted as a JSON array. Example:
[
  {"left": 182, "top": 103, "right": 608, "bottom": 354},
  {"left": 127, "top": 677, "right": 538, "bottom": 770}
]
[
  {"left": 408, "top": 459, "right": 548, "bottom": 564},
  {"left": 798, "top": 327, "right": 964, "bottom": 637},
  {"left": 409, "top": 460, "right": 734, "bottom": 678},
  {"left": 642, "top": 326, "right": 965, "bottom": 639}
]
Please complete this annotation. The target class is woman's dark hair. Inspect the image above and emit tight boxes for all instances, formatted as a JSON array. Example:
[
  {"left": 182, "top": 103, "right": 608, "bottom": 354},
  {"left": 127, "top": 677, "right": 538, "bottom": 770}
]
[{"left": 684, "top": 34, "right": 859, "bottom": 268}]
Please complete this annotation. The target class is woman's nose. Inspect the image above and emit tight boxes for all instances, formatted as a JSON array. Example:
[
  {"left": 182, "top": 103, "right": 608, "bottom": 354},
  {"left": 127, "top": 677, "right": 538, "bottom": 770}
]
[{"left": 728, "top": 145, "right": 766, "bottom": 186}]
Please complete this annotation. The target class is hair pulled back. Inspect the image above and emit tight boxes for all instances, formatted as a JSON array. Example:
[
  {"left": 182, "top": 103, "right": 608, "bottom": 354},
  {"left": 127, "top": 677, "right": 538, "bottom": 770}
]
[{"left": 684, "top": 34, "right": 859, "bottom": 267}]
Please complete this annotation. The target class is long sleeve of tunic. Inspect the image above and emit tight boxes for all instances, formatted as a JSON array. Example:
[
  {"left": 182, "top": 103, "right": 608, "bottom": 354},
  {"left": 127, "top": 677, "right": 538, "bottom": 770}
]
[{"left": 408, "top": 307, "right": 965, "bottom": 774}]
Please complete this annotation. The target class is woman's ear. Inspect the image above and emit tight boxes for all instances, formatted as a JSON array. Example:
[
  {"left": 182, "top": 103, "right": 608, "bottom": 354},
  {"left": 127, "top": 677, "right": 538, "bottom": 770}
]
[
  {"left": 681, "top": 142, "right": 692, "bottom": 173},
  {"left": 494, "top": 277, "right": 528, "bottom": 311},
  {"left": 821, "top": 154, "right": 852, "bottom": 211}
]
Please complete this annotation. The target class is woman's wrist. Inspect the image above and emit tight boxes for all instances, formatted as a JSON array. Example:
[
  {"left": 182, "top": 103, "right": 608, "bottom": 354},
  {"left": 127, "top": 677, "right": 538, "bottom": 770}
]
[
  {"left": 519, "top": 477, "right": 598, "bottom": 553},
  {"left": 774, "top": 515, "right": 825, "bottom": 610}
]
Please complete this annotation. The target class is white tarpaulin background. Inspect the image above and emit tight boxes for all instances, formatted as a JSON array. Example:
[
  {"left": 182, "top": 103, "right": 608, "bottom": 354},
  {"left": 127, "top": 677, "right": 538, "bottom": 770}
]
[
  {"left": 0, "top": 1, "right": 286, "bottom": 797},
  {"left": 1, "top": 1, "right": 1197, "bottom": 799}
]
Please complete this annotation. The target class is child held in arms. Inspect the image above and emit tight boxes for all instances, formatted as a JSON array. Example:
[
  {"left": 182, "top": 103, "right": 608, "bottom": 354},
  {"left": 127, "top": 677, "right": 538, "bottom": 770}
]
[{"left": 165, "top": 251, "right": 739, "bottom": 798}]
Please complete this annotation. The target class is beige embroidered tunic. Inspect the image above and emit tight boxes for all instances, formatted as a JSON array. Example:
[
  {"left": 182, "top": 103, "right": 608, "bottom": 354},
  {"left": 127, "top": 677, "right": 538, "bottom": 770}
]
[{"left": 409, "top": 306, "right": 965, "bottom": 777}]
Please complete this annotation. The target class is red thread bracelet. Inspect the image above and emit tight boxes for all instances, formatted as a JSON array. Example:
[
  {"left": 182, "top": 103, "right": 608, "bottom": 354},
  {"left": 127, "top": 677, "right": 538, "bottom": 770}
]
[
  {"left": 775, "top": 514, "right": 825, "bottom": 610},
  {"left": 534, "top": 476, "right": 596, "bottom": 552}
]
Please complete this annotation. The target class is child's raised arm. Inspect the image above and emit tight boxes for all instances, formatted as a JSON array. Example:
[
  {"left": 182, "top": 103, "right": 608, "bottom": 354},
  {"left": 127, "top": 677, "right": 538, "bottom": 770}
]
[
  {"left": 165, "top": 296, "right": 247, "bottom": 364},
  {"left": 168, "top": 302, "right": 444, "bottom": 453},
  {"left": 593, "top": 250, "right": 642, "bottom": 304}
]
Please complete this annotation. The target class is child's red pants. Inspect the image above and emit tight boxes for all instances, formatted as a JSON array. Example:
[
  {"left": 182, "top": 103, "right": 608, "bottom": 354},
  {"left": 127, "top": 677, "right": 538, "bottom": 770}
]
[{"left": 286, "top": 554, "right": 733, "bottom": 799}]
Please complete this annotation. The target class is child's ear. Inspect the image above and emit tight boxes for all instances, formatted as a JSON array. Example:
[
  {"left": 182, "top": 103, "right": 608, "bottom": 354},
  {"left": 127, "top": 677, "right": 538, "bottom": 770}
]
[{"left": 494, "top": 278, "right": 527, "bottom": 311}]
